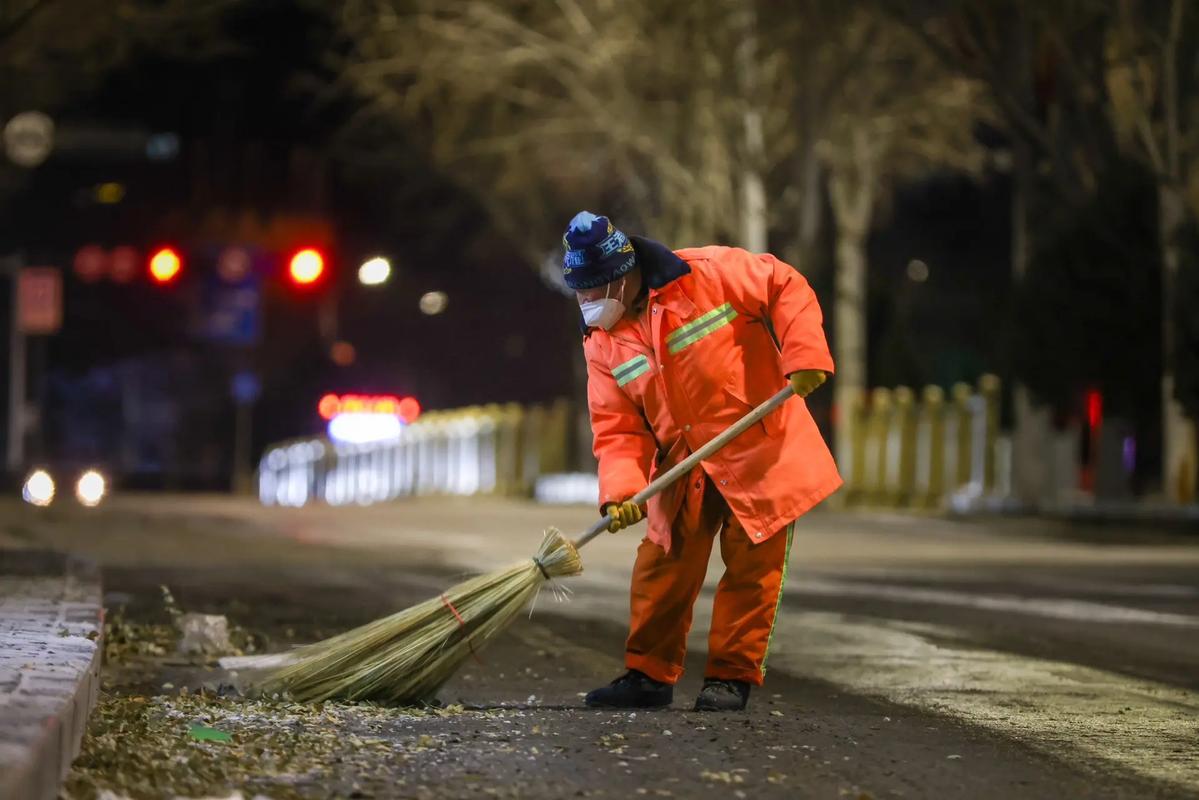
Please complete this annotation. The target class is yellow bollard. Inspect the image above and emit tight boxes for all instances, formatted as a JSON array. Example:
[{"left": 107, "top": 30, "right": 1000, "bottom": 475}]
[
  {"left": 846, "top": 389, "right": 869, "bottom": 505},
  {"left": 950, "top": 383, "right": 973, "bottom": 491},
  {"left": 497, "top": 403, "right": 524, "bottom": 496},
  {"left": 979, "top": 374, "right": 1001, "bottom": 494},
  {"left": 893, "top": 386, "right": 918, "bottom": 506},
  {"left": 478, "top": 403, "right": 501, "bottom": 495},
  {"left": 542, "top": 398, "right": 571, "bottom": 475},
  {"left": 865, "top": 388, "right": 893, "bottom": 506},
  {"left": 521, "top": 404, "right": 545, "bottom": 495},
  {"left": 917, "top": 385, "right": 946, "bottom": 509}
]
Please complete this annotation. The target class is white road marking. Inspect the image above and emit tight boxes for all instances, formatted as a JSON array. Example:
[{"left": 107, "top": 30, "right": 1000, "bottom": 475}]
[
  {"left": 819, "top": 568, "right": 1199, "bottom": 599},
  {"left": 793, "top": 577, "right": 1199, "bottom": 627}
]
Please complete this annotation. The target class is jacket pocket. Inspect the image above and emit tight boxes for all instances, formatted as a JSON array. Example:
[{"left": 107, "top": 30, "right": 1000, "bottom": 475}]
[{"left": 723, "top": 376, "right": 785, "bottom": 439}]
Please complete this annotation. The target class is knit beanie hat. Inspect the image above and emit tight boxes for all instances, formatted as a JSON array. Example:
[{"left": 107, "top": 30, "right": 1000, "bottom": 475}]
[{"left": 561, "top": 211, "right": 636, "bottom": 290}]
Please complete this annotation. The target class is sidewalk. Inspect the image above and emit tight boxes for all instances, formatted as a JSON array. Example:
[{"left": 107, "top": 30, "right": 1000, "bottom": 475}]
[{"left": 0, "top": 550, "right": 104, "bottom": 800}]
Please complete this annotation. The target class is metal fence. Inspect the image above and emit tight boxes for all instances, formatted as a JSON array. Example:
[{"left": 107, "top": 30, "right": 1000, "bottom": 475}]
[
  {"left": 260, "top": 378, "right": 1014, "bottom": 511},
  {"left": 258, "top": 401, "right": 574, "bottom": 507},
  {"left": 841, "top": 375, "right": 1012, "bottom": 511}
]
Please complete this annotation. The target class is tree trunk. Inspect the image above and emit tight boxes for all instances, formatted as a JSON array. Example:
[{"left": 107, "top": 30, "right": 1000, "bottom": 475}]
[
  {"left": 1160, "top": 181, "right": 1197, "bottom": 502},
  {"left": 735, "top": 3, "right": 768, "bottom": 252},
  {"left": 1153, "top": 0, "right": 1196, "bottom": 504},
  {"left": 827, "top": 131, "right": 877, "bottom": 479},
  {"left": 832, "top": 223, "right": 868, "bottom": 476},
  {"left": 787, "top": 130, "right": 824, "bottom": 277},
  {"left": 1009, "top": 138, "right": 1053, "bottom": 509}
]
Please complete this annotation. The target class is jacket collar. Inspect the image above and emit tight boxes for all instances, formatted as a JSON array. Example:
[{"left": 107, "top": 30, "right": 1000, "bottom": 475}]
[
  {"left": 579, "top": 236, "right": 692, "bottom": 335},
  {"left": 630, "top": 235, "right": 690, "bottom": 289},
  {"left": 635, "top": 235, "right": 695, "bottom": 318}
]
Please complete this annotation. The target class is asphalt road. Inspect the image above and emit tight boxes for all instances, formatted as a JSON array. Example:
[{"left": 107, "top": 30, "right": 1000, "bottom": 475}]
[{"left": 4, "top": 494, "right": 1197, "bottom": 799}]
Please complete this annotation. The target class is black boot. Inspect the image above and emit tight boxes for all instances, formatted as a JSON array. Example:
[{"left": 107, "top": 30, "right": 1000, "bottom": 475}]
[
  {"left": 584, "top": 669, "right": 673, "bottom": 709},
  {"left": 694, "top": 678, "right": 751, "bottom": 711}
]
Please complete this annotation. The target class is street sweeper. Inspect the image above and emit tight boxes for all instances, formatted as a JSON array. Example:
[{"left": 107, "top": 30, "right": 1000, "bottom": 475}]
[{"left": 563, "top": 211, "right": 841, "bottom": 712}]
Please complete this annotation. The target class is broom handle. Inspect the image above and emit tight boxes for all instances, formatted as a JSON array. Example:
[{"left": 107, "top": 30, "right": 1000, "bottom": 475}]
[{"left": 573, "top": 385, "right": 794, "bottom": 549}]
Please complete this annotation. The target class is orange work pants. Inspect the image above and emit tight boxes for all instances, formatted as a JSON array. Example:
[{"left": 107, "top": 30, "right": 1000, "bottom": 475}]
[{"left": 624, "top": 475, "right": 794, "bottom": 686}]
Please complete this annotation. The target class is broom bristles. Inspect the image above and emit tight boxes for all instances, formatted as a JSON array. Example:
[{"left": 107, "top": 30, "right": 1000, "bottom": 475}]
[{"left": 258, "top": 527, "right": 583, "bottom": 704}]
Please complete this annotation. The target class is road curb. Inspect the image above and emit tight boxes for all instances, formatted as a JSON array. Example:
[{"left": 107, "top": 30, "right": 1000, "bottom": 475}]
[{"left": 0, "top": 550, "right": 104, "bottom": 800}]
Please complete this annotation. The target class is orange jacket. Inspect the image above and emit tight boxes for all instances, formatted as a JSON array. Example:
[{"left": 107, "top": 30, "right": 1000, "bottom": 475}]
[{"left": 583, "top": 237, "right": 841, "bottom": 552}]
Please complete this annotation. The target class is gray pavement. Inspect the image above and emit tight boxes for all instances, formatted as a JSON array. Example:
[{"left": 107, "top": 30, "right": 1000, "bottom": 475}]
[
  {"left": 2, "top": 494, "right": 1197, "bottom": 798},
  {"left": 0, "top": 550, "right": 103, "bottom": 800}
]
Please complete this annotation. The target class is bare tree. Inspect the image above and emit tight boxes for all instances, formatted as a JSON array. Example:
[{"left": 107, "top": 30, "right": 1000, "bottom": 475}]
[
  {"left": 895, "top": 0, "right": 1198, "bottom": 503},
  {"left": 885, "top": 0, "right": 1129, "bottom": 507},
  {"left": 331, "top": 1, "right": 988, "bottom": 480},
  {"left": 0, "top": 0, "right": 239, "bottom": 104},
  {"left": 328, "top": 0, "right": 805, "bottom": 276},
  {"left": 773, "top": 5, "right": 986, "bottom": 475},
  {"left": 1107, "top": 0, "right": 1198, "bottom": 502}
]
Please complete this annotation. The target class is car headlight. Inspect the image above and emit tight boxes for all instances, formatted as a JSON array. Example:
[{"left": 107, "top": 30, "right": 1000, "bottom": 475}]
[
  {"left": 22, "top": 469, "right": 55, "bottom": 507},
  {"left": 75, "top": 470, "right": 106, "bottom": 507}
]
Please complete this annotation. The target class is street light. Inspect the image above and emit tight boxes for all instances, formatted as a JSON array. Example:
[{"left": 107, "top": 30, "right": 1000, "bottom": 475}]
[
  {"left": 358, "top": 256, "right": 391, "bottom": 286},
  {"left": 906, "top": 259, "right": 930, "bottom": 283},
  {"left": 419, "top": 291, "right": 448, "bottom": 315}
]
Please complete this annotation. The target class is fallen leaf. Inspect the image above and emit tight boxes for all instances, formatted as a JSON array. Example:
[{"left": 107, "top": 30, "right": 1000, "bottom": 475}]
[{"left": 188, "top": 724, "right": 231, "bottom": 743}]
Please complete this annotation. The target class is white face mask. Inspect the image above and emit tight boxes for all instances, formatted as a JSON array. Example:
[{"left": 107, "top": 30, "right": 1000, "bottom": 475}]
[{"left": 580, "top": 277, "right": 628, "bottom": 331}]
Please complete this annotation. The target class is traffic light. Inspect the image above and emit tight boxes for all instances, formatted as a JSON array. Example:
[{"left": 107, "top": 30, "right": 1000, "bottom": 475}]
[
  {"left": 148, "top": 247, "right": 182, "bottom": 284},
  {"left": 288, "top": 248, "right": 325, "bottom": 286}
]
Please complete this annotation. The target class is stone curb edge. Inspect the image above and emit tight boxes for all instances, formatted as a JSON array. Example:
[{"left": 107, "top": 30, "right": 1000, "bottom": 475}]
[{"left": 0, "top": 551, "right": 104, "bottom": 800}]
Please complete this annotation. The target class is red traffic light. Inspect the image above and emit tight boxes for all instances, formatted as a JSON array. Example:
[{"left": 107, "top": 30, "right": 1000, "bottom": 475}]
[
  {"left": 288, "top": 248, "right": 325, "bottom": 286},
  {"left": 148, "top": 247, "right": 182, "bottom": 284}
]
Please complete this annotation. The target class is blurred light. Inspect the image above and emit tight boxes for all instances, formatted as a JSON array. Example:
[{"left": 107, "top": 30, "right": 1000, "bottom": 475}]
[
  {"left": 75, "top": 470, "right": 106, "bottom": 507},
  {"left": 1086, "top": 389, "right": 1103, "bottom": 429},
  {"left": 330, "top": 341, "right": 357, "bottom": 366},
  {"left": 3, "top": 111, "right": 54, "bottom": 168},
  {"left": 398, "top": 396, "right": 421, "bottom": 424},
  {"left": 318, "top": 393, "right": 415, "bottom": 420},
  {"left": 109, "top": 246, "right": 139, "bottom": 283},
  {"left": 906, "top": 259, "right": 930, "bottom": 283},
  {"left": 328, "top": 412, "right": 403, "bottom": 444},
  {"left": 318, "top": 393, "right": 341, "bottom": 420},
  {"left": 218, "top": 246, "right": 252, "bottom": 284},
  {"left": 289, "top": 248, "right": 325, "bottom": 285},
  {"left": 73, "top": 245, "right": 108, "bottom": 283},
  {"left": 22, "top": 469, "right": 54, "bottom": 506},
  {"left": 94, "top": 182, "right": 125, "bottom": 204},
  {"left": 420, "top": 291, "right": 448, "bottom": 315},
  {"left": 358, "top": 256, "right": 391, "bottom": 286},
  {"left": 149, "top": 247, "right": 182, "bottom": 284},
  {"left": 146, "top": 132, "right": 180, "bottom": 161}
]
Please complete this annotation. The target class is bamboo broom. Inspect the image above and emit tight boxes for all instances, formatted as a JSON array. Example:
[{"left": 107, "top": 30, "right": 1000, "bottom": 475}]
[{"left": 251, "top": 387, "right": 794, "bottom": 704}]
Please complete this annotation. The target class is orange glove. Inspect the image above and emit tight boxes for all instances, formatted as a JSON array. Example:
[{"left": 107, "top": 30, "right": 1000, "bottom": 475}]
[
  {"left": 602, "top": 499, "right": 644, "bottom": 533},
  {"left": 789, "top": 369, "right": 827, "bottom": 398}
]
